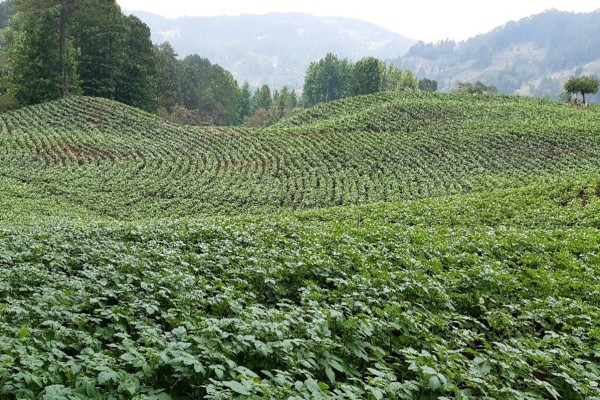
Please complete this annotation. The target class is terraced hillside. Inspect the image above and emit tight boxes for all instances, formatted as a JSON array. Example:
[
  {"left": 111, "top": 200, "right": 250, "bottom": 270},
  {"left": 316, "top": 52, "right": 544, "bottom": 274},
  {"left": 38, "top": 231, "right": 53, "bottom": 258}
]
[
  {"left": 1, "top": 92, "right": 600, "bottom": 399},
  {"left": 1, "top": 92, "right": 599, "bottom": 223}
]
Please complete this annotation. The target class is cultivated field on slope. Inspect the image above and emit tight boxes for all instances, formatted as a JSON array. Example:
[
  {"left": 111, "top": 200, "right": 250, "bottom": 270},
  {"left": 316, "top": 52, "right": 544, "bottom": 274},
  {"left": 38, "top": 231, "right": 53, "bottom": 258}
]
[
  {"left": 1, "top": 93, "right": 600, "bottom": 399},
  {"left": 0, "top": 92, "right": 599, "bottom": 222}
]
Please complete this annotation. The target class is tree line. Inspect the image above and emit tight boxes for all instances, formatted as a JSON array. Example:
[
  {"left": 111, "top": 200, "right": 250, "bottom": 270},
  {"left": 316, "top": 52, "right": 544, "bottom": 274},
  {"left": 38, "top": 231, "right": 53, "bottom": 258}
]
[
  {"left": 0, "top": 0, "right": 435, "bottom": 126},
  {"left": 302, "top": 53, "right": 437, "bottom": 108}
]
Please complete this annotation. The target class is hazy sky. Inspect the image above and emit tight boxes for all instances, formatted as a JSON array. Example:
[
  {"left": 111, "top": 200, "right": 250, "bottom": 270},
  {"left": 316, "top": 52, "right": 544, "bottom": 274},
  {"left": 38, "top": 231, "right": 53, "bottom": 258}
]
[{"left": 117, "top": 0, "right": 599, "bottom": 42}]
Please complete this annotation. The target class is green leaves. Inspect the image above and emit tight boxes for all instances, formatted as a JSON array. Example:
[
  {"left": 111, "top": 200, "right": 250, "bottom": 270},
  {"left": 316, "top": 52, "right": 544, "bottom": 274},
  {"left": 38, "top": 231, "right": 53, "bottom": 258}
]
[
  {"left": 222, "top": 380, "right": 251, "bottom": 395},
  {"left": 1, "top": 92, "right": 600, "bottom": 399},
  {"left": 97, "top": 369, "right": 119, "bottom": 385}
]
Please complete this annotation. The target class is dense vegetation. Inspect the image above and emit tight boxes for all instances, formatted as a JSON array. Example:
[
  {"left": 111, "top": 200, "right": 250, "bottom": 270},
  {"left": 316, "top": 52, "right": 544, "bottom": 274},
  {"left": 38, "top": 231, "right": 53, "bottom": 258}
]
[
  {"left": 0, "top": 91, "right": 599, "bottom": 399},
  {"left": 0, "top": 0, "right": 248, "bottom": 125},
  {"left": 0, "top": 0, "right": 426, "bottom": 127},
  {"left": 1, "top": 92, "right": 599, "bottom": 220}
]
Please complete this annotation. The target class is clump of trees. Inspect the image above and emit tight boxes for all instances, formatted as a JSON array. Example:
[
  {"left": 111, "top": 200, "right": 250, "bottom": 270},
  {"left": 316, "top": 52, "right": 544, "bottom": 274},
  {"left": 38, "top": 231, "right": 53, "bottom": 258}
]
[
  {"left": 453, "top": 81, "right": 499, "bottom": 95},
  {"left": 563, "top": 75, "right": 599, "bottom": 104},
  {"left": 242, "top": 84, "right": 299, "bottom": 127},
  {"left": 5, "top": 0, "right": 155, "bottom": 110},
  {"left": 301, "top": 53, "right": 435, "bottom": 107},
  {"left": 0, "top": 0, "right": 245, "bottom": 125}
]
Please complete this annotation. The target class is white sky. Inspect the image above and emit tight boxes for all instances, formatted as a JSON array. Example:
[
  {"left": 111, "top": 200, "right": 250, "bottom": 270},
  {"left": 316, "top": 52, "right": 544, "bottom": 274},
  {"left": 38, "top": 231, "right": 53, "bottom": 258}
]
[{"left": 117, "top": 0, "right": 599, "bottom": 42}]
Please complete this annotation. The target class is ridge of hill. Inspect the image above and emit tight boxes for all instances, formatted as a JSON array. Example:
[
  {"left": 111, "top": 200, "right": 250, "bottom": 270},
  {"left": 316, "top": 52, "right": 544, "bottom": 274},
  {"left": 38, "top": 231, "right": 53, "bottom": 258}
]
[
  {"left": 397, "top": 9, "right": 600, "bottom": 100},
  {"left": 128, "top": 11, "right": 416, "bottom": 88}
]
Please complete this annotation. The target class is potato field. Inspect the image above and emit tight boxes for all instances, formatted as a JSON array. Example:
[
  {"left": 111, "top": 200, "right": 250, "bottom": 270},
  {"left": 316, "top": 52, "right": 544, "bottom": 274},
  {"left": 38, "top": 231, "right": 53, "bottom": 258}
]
[{"left": 0, "top": 92, "right": 599, "bottom": 399}]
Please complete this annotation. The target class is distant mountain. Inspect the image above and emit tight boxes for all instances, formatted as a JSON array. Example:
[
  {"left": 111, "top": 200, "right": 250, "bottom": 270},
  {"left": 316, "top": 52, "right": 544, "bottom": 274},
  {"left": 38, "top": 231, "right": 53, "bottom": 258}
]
[
  {"left": 128, "top": 11, "right": 416, "bottom": 89},
  {"left": 396, "top": 9, "right": 600, "bottom": 101}
]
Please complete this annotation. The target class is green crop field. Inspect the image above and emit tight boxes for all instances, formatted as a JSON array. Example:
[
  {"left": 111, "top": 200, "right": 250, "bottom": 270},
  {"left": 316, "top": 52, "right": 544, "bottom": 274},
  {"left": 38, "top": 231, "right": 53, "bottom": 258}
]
[{"left": 1, "top": 92, "right": 599, "bottom": 399}]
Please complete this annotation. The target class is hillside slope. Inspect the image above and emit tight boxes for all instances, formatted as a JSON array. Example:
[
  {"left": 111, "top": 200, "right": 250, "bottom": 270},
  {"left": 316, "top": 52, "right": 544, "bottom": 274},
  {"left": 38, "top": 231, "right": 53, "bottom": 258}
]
[
  {"left": 0, "top": 92, "right": 599, "bottom": 223},
  {"left": 1, "top": 94, "right": 600, "bottom": 399},
  {"left": 397, "top": 9, "right": 600, "bottom": 100},
  {"left": 129, "top": 11, "right": 416, "bottom": 88}
]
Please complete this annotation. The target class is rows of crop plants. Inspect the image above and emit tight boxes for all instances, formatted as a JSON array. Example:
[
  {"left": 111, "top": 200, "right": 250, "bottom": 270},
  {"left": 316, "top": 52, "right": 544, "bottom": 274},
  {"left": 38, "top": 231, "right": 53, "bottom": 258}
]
[
  {"left": 0, "top": 94, "right": 599, "bottom": 221},
  {"left": 1, "top": 180, "right": 599, "bottom": 399}
]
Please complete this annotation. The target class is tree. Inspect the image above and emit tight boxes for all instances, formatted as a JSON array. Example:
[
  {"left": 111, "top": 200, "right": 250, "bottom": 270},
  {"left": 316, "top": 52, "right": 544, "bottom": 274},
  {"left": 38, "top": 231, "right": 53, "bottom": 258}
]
[
  {"left": 181, "top": 55, "right": 241, "bottom": 125},
  {"left": 8, "top": 2, "right": 79, "bottom": 104},
  {"left": 154, "top": 42, "right": 183, "bottom": 112},
  {"left": 70, "top": 0, "right": 126, "bottom": 99},
  {"left": 14, "top": 0, "right": 89, "bottom": 98},
  {"left": 418, "top": 78, "right": 438, "bottom": 92},
  {"left": 114, "top": 15, "right": 155, "bottom": 111},
  {"left": 7, "top": 0, "right": 156, "bottom": 108},
  {"left": 398, "top": 69, "right": 419, "bottom": 91},
  {"left": 455, "top": 81, "right": 498, "bottom": 95},
  {"left": 272, "top": 85, "right": 297, "bottom": 120},
  {"left": 238, "top": 81, "right": 252, "bottom": 121},
  {"left": 383, "top": 65, "right": 403, "bottom": 92},
  {"left": 302, "top": 53, "right": 350, "bottom": 107},
  {"left": 348, "top": 56, "right": 385, "bottom": 96},
  {"left": 253, "top": 84, "right": 272, "bottom": 112},
  {"left": 564, "top": 75, "right": 599, "bottom": 104}
]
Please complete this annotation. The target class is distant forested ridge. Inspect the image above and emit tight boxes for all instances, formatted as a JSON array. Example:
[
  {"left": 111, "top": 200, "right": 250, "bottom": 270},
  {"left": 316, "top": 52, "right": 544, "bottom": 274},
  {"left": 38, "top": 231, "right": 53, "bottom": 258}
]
[
  {"left": 128, "top": 12, "right": 416, "bottom": 89},
  {"left": 396, "top": 9, "right": 600, "bottom": 101}
]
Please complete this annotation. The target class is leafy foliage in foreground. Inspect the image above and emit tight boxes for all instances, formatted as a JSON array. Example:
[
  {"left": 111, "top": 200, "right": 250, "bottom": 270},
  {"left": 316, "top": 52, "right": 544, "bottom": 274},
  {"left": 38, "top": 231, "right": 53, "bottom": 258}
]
[{"left": 1, "top": 182, "right": 600, "bottom": 399}]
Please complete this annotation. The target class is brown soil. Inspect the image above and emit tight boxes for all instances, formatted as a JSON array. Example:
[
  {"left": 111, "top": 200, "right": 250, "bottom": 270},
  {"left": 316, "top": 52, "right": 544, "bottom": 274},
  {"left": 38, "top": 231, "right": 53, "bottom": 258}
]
[
  {"left": 65, "top": 143, "right": 80, "bottom": 158},
  {"left": 50, "top": 144, "right": 66, "bottom": 167},
  {"left": 32, "top": 138, "right": 41, "bottom": 156},
  {"left": 578, "top": 190, "right": 588, "bottom": 206},
  {"left": 2, "top": 118, "right": 12, "bottom": 136}
]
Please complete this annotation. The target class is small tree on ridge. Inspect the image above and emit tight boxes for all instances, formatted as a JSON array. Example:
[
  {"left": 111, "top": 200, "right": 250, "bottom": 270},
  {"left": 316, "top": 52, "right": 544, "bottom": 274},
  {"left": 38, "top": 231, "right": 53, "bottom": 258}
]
[{"left": 564, "top": 75, "right": 599, "bottom": 104}]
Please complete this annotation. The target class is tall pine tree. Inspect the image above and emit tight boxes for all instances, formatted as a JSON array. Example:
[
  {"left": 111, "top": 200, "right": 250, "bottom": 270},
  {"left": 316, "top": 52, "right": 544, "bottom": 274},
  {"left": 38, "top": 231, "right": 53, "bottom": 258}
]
[{"left": 8, "top": 0, "right": 155, "bottom": 108}]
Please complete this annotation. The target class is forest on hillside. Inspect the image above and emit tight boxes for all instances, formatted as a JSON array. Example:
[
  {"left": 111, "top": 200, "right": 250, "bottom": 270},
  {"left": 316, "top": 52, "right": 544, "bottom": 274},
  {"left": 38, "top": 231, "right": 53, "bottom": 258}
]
[{"left": 396, "top": 9, "right": 600, "bottom": 100}]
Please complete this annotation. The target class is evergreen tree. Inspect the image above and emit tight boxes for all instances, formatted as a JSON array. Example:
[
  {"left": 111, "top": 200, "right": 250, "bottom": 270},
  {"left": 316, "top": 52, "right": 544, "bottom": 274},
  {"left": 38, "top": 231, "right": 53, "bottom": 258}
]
[
  {"left": 239, "top": 81, "right": 252, "bottom": 121},
  {"left": 7, "top": 0, "right": 155, "bottom": 108},
  {"left": 181, "top": 55, "right": 241, "bottom": 125},
  {"left": 253, "top": 84, "right": 272, "bottom": 112},
  {"left": 70, "top": 0, "right": 125, "bottom": 99},
  {"left": 8, "top": 1, "right": 79, "bottom": 104}
]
